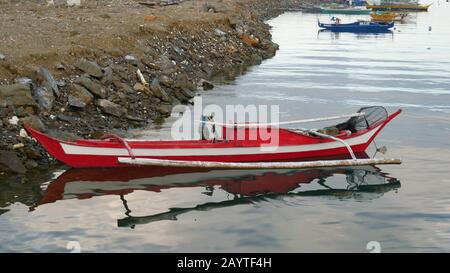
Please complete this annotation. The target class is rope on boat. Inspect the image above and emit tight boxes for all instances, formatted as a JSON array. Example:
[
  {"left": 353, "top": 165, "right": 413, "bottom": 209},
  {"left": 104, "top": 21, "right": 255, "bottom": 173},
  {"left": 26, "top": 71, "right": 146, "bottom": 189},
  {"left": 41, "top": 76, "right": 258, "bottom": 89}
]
[
  {"left": 118, "top": 158, "right": 402, "bottom": 169},
  {"left": 101, "top": 134, "right": 136, "bottom": 159},
  {"left": 308, "top": 130, "right": 357, "bottom": 159},
  {"left": 197, "top": 113, "right": 365, "bottom": 128}
]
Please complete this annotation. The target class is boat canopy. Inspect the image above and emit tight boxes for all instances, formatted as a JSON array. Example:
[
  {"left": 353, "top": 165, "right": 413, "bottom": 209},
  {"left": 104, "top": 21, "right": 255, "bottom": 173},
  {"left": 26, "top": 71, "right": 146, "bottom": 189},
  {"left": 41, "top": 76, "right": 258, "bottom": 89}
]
[{"left": 337, "top": 106, "right": 389, "bottom": 132}]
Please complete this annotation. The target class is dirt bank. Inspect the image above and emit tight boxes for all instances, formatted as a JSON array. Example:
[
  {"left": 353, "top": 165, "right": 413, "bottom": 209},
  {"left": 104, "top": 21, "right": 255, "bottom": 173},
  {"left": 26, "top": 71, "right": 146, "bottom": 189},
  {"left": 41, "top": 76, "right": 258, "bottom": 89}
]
[{"left": 0, "top": 0, "right": 306, "bottom": 177}]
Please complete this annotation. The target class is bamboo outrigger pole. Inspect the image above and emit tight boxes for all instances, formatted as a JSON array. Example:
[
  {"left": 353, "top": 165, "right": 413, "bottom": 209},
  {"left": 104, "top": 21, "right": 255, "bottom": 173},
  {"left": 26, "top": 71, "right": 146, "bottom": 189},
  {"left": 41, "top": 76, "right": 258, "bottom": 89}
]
[{"left": 118, "top": 158, "right": 402, "bottom": 169}]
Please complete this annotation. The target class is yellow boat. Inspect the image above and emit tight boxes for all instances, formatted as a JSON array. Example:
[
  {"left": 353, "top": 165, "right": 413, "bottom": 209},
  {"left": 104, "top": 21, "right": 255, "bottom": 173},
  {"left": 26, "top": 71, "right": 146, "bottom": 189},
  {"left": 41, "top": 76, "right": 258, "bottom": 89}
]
[
  {"left": 370, "top": 12, "right": 407, "bottom": 21},
  {"left": 367, "top": 4, "right": 431, "bottom": 11}
]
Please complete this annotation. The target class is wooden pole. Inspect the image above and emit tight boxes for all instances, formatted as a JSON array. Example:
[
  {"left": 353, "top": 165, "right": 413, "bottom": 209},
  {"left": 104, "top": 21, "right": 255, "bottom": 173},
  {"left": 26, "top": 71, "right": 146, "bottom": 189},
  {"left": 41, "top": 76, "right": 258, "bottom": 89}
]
[
  {"left": 197, "top": 113, "right": 365, "bottom": 128},
  {"left": 118, "top": 158, "right": 402, "bottom": 169}
]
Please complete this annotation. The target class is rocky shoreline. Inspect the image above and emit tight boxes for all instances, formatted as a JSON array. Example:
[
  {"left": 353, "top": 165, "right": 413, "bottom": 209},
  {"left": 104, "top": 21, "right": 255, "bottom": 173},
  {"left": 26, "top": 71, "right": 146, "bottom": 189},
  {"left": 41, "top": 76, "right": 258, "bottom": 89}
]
[{"left": 0, "top": 0, "right": 304, "bottom": 177}]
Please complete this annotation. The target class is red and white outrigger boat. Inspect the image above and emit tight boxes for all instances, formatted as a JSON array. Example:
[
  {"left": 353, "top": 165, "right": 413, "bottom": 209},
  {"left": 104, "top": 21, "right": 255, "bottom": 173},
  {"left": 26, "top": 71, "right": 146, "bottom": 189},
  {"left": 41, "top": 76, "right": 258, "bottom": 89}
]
[{"left": 26, "top": 106, "right": 402, "bottom": 169}]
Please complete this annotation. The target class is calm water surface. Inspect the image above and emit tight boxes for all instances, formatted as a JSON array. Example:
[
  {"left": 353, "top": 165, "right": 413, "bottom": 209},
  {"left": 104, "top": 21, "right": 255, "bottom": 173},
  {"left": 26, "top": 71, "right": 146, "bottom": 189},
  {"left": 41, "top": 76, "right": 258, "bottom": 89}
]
[{"left": 1, "top": 4, "right": 450, "bottom": 252}]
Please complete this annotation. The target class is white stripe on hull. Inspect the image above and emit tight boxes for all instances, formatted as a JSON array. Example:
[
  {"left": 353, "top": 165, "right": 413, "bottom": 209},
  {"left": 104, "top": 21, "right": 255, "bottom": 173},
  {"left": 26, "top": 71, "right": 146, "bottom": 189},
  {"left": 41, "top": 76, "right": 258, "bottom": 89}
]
[{"left": 61, "top": 125, "right": 380, "bottom": 157}]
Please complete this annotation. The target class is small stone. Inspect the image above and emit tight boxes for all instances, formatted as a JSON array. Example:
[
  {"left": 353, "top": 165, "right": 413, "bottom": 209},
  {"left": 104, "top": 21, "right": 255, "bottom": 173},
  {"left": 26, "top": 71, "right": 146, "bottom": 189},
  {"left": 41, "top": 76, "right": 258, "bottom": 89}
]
[
  {"left": 200, "top": 79, "right": 214, "bottom": 91},
  {"left": 144, "top": 15, "right": 157, "bottom": 22},
  {"left": 13, "top": 143, "right": 25, "bottom": 150},
  {"left": 133, "top": 83, "right": 146, "bottom": 92},
  {"left": 240, "top": 34, "right": 259, "bottom": 46},
  {"left": 126, "top": 115, "right": 145, "bottom": 122},
  {"left": 75, "top": 59, "right": 103, "bottom": 78},
  {"left": 55, "top": 63, "right": 65, "bottom": 70},
  {"left": 150, "top": 78, "right": 171, "bottom": 102},
  {"left": 57, "top": 80, "right": 66, "bottom": 87},
  {"left": 68, "top": 96, "right": 86, "bottom": 108},
  {"left": 96, "top": 99, "right": 126, "bottom": 117},
  {"left": 19, "top": 128, "right": 29, "bottom": 138},
  {"left": 0, "top": 53, "right": 5, "bottom": 60},
  {"left": 74, "top": 77, "right": 107, "bottom": 98},
  {"left": 8, "top": 116, "right": 19, "bottom": 125},
  {"left": 68, "top": 84, "right": 94, "bottom": 108},
  {"left": 67, "top": 0, "right": 81, "bottom": 7},
  {"left": 214, "top": 28, "right": 227, "bottom": 37},
  {"left": 227, "top": 16, "right": 240, "bottom": 28},
  {"left": 159, "top": 75, "right": 174, "bottom": 87},
  {"left": 157, "top": 104, "right": 173, "bottom": 116},
  {"left": 15, "top": 77, "right": 33, "bottom": 85},
  {"left": 125, "top": 54, "right": 139, "bottom": 64},
  {"left": 57, "top": 114, "right": 79, "bottom": 123},
  {"left": 180, "top": 88, "right": 195, "bottom": 99},
  {"left": 102, "top": 66, "right": 113, "bottom": 85}
]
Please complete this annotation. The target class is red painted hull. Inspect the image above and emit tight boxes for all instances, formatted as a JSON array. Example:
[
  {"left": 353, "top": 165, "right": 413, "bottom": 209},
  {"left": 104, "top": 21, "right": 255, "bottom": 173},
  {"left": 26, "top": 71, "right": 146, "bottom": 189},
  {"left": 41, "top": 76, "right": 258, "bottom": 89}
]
[{"left": 26, "top": 109, "right": 401, "bottom": 168}]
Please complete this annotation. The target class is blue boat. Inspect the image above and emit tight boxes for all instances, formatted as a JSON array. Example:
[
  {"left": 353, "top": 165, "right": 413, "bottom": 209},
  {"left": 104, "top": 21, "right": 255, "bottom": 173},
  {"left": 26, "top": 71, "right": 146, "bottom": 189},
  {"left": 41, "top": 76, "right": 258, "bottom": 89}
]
[{"left": 318, "top": 20, "right": 394, "bottom": 33}]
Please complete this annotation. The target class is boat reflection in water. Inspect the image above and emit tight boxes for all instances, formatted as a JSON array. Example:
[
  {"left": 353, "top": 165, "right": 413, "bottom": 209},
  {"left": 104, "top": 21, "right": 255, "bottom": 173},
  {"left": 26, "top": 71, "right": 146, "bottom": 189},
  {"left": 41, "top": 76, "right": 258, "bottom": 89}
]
[
  {"left": 318, "top": 29, "right": 394, "bottom": 40},
  {"left": 34, "top": 154, "right": 400, "bottom": 228}
]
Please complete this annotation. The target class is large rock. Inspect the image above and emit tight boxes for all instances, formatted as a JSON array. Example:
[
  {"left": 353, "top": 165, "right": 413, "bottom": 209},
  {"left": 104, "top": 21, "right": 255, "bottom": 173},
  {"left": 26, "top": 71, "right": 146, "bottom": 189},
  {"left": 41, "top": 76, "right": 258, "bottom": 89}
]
[
  {"left": 35, "top": 67, "right": 59, "bottom": 96},
  {"left": 173, "top": 91, "right": 190, "bottom": 103},
  {"left": 180, "top": 88, "right": 195, "bottom": 99},
  {"left": 32, "top": 86, "right": 54, "bottom": 110},
  {"left": 68, "top": 84, "right": 94, "bottom": 108},
  {"left": 200, "top": 79, "right": 214, "bottom": 91},
  {"left": 112, "top": 78, "right": 135, "bottom": 94},
  {"left": 156, "top": 104, "right": 173, "bottom": 117},
  {"left": 150, "top": 79, "right": 171, "bottom": 102},
  {"left": 74, "top": 76, "right": 107, "bottom": 98},
  {"left": 0, "top": 150, "right": 26, "bottom": 174},
  {"left": 101, "top": 66, "right": 114, "bottom": 85},
  {"left": 75, "top": 59, "right": 103, "bottom": 78},
  {"left": 21, "top": 115, "right": 47, "bottom": 132},
  {"left": 96, "top": 99, "right": 126, "bottom": 117},
  {"left": 174, "top": 73, "right": 196, "bottom": 91},
  {"left": 0, "top": 84, "right": 38, "bottom": 108}
]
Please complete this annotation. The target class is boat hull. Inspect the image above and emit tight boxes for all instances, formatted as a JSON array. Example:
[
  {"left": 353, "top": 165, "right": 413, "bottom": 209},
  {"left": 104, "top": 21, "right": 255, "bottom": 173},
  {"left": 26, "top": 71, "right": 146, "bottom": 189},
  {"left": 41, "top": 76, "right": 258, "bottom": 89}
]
[
  {"left": 320, "top": 8, "right": 372, "bottom": 15},
  {"left": 318, "top": 21, "right": 394, "bottom": 33},
  {"left": 26, "top": 110, "right": 401, "bottom": 168},
  {"left": 366, "top": 4, "right": 430, "bottom": 11}
]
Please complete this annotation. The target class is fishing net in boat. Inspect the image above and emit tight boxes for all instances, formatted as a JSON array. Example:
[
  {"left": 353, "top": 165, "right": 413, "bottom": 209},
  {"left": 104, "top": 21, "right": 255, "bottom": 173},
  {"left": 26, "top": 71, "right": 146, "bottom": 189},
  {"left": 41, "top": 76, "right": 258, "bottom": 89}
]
[{"left": 337, "top": 106, "right": 388, "bottom": 132}]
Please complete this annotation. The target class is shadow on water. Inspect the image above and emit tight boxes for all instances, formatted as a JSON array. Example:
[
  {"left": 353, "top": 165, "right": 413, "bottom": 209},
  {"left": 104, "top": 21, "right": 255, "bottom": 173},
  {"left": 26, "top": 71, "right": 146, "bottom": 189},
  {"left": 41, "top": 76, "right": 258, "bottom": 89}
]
[{"left": 28, "top": 156, "right": 401, "bottom": 229}]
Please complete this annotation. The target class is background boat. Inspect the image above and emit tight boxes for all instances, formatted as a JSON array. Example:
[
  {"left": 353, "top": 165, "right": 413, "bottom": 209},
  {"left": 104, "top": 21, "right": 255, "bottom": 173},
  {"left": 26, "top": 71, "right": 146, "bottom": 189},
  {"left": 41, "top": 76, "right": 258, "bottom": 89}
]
[
  {"left": 319, "top": 20, "right": 395, "bottom": 33},
  {"left": 370, "top": 12, "right": 408, "bottom": 21},
  {"left": 366, "top": 0, "right": 431, "bottom": 11},
  {"left": 320, "top": 6, "right": 373, "bottom": 15}
]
